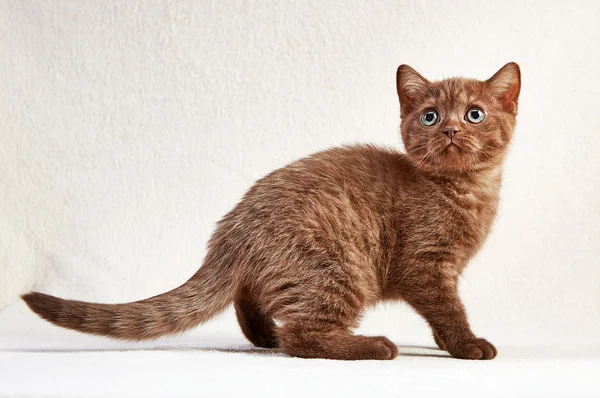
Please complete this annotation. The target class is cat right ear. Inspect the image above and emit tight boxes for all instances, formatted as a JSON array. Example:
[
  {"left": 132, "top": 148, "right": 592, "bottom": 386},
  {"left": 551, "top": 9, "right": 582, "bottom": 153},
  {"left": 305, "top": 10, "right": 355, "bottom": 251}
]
[
  {"left": 396, "top": 65, "right": 429, "bottom": 117},
  {"left": 486, "top": 62, "right": 521, "bottom": 114}
]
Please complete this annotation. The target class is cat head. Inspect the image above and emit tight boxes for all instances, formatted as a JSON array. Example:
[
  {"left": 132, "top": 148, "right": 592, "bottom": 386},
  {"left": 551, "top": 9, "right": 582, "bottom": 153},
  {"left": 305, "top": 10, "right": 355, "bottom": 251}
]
[{"left": 396, "top": 63, "right": 520, "bottom": 174}]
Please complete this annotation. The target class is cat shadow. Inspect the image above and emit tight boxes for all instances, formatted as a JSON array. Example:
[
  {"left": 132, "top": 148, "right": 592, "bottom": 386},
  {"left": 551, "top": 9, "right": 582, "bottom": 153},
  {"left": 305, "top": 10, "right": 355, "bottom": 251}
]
[{"left": 2, "top": 343, "right": 450, "bottom": 358}]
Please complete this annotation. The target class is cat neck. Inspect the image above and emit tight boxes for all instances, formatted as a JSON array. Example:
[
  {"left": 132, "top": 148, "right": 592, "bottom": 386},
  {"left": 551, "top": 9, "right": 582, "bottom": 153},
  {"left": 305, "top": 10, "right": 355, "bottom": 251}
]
[{"left": 420, "top": 164, "right": 504, "bottom": 196}]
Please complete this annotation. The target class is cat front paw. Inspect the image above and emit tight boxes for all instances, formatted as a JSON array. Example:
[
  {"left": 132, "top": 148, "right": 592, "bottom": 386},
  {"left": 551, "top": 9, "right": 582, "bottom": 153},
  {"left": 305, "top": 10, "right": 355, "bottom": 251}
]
[{"left": 448, "top": 338, "right": 497, "bottom": 360}]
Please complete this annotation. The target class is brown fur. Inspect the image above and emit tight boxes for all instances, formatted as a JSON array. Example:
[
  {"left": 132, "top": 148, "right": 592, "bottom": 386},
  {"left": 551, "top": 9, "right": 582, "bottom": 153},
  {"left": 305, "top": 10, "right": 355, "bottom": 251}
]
[{"left": 23, "top": 63, "right": 521, "bottom": 360}]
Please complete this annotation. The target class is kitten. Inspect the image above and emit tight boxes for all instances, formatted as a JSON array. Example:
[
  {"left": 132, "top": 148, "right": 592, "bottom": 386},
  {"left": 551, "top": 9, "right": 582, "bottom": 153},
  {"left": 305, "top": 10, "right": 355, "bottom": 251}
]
[{"left": 23, "top": 63, "right": 521, "bottom": 360}]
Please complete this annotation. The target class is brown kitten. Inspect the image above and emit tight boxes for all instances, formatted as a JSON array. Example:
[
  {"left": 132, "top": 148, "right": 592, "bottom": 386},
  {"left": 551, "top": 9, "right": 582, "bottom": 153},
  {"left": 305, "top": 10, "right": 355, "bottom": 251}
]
[{"left": 23, "top": 63, "right": 521, "bottom": 361}]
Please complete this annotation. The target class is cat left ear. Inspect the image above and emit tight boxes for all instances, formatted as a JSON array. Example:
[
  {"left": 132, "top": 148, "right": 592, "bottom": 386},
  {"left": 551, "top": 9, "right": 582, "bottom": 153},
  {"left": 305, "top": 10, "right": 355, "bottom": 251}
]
[
  {"left": 396, "top": 65, "right": 430, "bottom": 117},
  {"left": 486, "top": 62, "right": 521, "bottom": 113}
]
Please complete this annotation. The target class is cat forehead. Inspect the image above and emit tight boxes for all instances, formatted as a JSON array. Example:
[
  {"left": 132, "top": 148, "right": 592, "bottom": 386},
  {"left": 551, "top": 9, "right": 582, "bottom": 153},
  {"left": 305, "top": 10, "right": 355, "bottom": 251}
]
[{"left": 424, "top": 78, "right": 486, "bottom": 105}]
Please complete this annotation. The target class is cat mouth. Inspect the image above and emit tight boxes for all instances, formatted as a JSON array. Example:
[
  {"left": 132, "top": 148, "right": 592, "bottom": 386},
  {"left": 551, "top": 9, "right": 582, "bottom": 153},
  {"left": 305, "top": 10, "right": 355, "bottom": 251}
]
[{"left": 443, "top": 143, "right": 461, "bottom": 153}]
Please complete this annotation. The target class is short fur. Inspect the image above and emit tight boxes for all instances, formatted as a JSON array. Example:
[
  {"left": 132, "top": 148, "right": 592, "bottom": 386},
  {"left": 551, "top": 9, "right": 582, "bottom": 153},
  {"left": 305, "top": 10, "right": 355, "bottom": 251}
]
[{"left": 23, "top": 63, "right": 521, "bottom": 360}]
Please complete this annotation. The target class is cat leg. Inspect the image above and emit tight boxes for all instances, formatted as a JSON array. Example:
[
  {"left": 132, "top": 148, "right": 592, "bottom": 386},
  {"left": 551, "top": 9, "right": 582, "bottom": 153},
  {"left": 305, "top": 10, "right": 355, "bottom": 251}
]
[
  {"left": 403, "top": 272, "right": 497, "bottom": 360},
  {"left": 433, "top": 330, "right": 445, "bottom": 350},
  {"left": 234, "top": 289, "right": 278, "bottom": 349},
  {"left": 278, "top": 320, "right": 398, "bottom": 360},
  {"left": 273, "top": 278, "right": 397, "bottom": 360}
]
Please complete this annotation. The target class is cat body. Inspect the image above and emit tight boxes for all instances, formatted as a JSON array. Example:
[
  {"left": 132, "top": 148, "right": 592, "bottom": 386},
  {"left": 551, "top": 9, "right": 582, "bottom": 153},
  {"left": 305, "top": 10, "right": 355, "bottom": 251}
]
[{"left": 23, "top": 63, "right": 521, "bottom": 360}]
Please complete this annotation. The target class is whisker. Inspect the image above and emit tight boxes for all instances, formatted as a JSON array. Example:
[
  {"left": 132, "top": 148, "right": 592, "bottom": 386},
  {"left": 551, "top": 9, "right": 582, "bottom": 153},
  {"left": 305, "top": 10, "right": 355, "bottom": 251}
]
[{"left": 407, "top": 143, "right": 430, "bottom": 156}]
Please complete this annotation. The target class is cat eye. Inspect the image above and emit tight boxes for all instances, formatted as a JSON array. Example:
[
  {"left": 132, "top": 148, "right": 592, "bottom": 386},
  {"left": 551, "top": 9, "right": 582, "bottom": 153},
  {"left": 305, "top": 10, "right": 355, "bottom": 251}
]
[
  {"left": 466, "top": 107, "right": 486, "bottom": 124},
  {"left": 421, "top": 110, "right": 439, "bottom": 126}
]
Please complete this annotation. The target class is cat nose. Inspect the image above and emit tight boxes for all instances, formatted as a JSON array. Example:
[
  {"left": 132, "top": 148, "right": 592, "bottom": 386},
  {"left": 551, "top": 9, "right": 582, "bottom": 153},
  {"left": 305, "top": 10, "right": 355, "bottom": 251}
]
[{"left": 442, "top": 126, "right": 460, "bottom": 140}]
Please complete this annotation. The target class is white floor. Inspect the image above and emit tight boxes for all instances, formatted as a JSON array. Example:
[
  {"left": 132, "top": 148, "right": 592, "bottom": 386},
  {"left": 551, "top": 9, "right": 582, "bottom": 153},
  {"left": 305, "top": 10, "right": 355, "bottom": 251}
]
[{"left": 1, "top": 304, "right": 599, "bottom": 398}]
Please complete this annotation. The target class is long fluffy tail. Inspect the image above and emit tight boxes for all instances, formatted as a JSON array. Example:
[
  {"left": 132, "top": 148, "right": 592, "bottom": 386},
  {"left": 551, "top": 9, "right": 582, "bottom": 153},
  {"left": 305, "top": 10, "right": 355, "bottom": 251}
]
[{"left": 22, "top": 261, "right": 236, "bottom": 341}]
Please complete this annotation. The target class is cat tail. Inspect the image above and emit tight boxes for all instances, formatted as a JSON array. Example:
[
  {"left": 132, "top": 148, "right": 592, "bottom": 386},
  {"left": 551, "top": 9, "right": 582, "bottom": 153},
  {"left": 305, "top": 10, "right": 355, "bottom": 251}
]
[{"left": 21, "top": 255, "right": 237, "bottom": 341}]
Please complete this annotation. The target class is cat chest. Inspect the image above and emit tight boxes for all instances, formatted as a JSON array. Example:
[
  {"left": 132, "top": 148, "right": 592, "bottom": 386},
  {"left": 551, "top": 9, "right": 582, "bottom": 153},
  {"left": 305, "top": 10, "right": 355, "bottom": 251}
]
[{"left": 408, "top": 193, "right": 497, "bottom": 264}]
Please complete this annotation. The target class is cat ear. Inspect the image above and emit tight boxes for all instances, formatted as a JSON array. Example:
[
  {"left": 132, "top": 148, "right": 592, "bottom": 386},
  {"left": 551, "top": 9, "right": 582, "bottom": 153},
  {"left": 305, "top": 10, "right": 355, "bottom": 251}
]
[
  {"left": 486, "top": 62, "right": 521, "bottom": 113},
  {"left": 396, "top": 65, "right": 430, "bottom": 117}
]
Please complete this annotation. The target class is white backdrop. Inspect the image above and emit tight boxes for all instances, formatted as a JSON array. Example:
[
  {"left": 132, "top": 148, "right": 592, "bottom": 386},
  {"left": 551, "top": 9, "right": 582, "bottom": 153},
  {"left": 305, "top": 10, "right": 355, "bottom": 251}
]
[{"left": 1, "top": 0, "right": 599, "bottom": 347}]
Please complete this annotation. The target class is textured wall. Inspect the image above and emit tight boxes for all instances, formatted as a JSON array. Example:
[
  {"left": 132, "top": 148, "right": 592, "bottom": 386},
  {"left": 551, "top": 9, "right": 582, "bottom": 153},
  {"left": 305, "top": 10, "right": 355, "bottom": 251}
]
[{"left": 1, "top": 0, "right": 599, "bottom": 345}]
